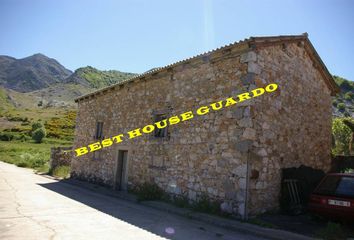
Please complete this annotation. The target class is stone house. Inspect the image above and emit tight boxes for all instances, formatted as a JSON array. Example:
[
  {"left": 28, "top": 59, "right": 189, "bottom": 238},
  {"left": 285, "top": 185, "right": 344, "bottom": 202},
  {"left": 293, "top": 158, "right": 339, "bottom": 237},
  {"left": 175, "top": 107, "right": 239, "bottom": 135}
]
[{"left": 71, "top": 34, "right": 339, "bottom": 217}]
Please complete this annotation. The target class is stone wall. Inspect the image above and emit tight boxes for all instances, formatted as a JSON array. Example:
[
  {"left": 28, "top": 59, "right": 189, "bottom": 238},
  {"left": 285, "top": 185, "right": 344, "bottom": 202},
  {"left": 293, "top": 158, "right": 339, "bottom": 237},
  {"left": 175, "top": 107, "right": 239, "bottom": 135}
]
[
  {"left": 71, "top": 38, "right": 334, "bottom": 217},
  {"left": 72, "top": 46, "right": 256, "bottom": 216},
  {"left": 50, "top": 147, "right": 73, "bottom": 171},
  {"left": 246, "top": 42, "right": 333, "bottom": 215}
]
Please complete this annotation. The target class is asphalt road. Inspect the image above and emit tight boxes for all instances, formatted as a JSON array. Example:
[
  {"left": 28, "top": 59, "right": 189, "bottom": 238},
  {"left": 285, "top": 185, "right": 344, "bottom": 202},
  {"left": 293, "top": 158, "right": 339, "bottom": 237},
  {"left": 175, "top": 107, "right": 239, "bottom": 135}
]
[{"left": 0, "top": 161, "right": 267, "bottom": 240}]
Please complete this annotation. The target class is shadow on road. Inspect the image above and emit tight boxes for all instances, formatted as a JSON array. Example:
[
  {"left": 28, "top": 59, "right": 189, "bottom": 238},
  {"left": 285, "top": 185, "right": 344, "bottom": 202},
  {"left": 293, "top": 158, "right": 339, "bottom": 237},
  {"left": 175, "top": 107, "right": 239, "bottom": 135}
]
[{"left": 38, "top": 179, "right": 174, "bottom": 239}]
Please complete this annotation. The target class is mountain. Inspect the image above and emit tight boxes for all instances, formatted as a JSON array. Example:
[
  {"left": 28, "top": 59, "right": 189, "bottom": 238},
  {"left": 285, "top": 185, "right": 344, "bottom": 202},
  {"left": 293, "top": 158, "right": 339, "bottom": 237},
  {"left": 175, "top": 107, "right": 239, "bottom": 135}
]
[
  {"left": 332, "top": 76, "right": 354, "bottom": 118},
  {"left": 65, "top": 66, "right": 138, "bottom": 89},
  {"left": 0, "top": 54, "right": 138, "bottom": 108},
  {"left": 0, "top": 54, "right": 72, "bottom": 92}
]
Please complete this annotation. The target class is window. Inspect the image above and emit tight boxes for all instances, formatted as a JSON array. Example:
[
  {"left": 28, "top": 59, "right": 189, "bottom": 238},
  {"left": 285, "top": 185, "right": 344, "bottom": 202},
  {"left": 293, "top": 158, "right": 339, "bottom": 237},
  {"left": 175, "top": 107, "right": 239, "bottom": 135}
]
[
  {"left": 314, "top": 175, "right": 354, "bottom": 198},
  {"left": 335, "top": 177, "right": 354, "bottom": 197},
  {"left": 95, "top": 121, "right": 103, "bottom": 140},
  {"left": 154, "top": 114, "right": 168, "bottom": 138}
]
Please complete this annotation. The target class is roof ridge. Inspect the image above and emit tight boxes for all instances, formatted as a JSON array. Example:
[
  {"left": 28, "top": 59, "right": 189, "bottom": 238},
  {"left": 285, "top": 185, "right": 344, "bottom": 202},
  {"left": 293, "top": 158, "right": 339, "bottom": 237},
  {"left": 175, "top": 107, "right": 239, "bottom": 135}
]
[{"left": 75, "top": 33, "right": 337, "bottom": 102}]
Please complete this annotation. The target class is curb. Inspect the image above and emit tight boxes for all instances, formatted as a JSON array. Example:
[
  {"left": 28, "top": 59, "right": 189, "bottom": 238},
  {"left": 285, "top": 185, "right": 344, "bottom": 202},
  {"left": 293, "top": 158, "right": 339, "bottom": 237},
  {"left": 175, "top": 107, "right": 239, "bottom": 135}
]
[{"left": 43, "top": 176, "right": 315, "bottom": 240}]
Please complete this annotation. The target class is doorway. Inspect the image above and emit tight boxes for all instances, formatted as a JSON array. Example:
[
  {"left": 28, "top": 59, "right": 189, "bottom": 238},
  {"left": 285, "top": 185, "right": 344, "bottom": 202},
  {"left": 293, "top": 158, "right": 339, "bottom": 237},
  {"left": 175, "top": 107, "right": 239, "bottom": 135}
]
[{"left": 115, "top": 150, "right": 128, "bottom": 191}]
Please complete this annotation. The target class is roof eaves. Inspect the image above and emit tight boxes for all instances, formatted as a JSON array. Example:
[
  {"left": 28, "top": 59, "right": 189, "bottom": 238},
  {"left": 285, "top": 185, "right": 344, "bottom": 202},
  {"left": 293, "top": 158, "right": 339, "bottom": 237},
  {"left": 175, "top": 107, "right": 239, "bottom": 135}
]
[{"left": 74, "top": 37, "right": 252, "bottom": 102}]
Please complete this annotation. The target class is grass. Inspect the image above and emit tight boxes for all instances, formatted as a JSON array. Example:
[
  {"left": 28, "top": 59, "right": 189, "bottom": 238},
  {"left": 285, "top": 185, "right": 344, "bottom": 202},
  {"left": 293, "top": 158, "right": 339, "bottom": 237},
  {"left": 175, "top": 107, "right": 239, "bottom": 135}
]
[
  {"left": 50, "top": 165, "right": 71, "bottom": 178},
  {"left": 244, "top": 218, "right": 276, "bottom": 228},
  {"left": 130, "top": 182, "right": 233, "bottom": 218},
  {"left": 316, "top": 222, "right": 348, "bottom": 240},
  {"left": 0, "top": 138, "right": 72, "bottom": 172}
]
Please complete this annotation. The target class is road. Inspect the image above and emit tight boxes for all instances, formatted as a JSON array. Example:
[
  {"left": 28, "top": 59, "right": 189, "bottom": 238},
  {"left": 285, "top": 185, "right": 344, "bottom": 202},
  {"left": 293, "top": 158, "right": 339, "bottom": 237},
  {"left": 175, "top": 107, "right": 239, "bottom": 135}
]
[{"left": 0, "top": 161, "right": 267, "bottom": 240}]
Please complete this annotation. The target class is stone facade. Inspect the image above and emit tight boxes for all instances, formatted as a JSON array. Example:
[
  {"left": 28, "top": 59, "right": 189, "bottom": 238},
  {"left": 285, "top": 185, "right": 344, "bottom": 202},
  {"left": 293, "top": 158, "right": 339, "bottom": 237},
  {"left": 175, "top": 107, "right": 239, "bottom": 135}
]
[{"left": 71, "top": 34, "right": 338, "bottom": 217}]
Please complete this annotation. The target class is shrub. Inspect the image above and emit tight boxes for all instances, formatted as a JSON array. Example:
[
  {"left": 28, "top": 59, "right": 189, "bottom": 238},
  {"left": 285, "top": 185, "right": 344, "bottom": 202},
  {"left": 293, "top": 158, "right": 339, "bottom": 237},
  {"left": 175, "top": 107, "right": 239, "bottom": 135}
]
[
  {"left": 342, "top": 168, "right": 354, "bottom": 173},
  {"left": 19, "top": 153, "right": 48, "bottom": 168},
  {"left": 16, "top": 161, "right": 29, "bottom": 168},
  {"left": 192, "top": 194, "right": 221, "bottom": 215},
  {"left": 32, "top": 128, "right": 46, "bottom": 143},
  {"left": 316, "top": 222, "right": 347, "bottom": 240},
  {"left": 14, "top": 133, "right": 30, "bottom": 142},
  {"left": 344, "top": 92, "right": 354, "bottom": 100},
  {"left": 50, "top": 166, "right": 71, "bottom": 178},
  {"left": 337, "top": 103, "right": 346, "bottom": 111},
  {"left": 0, "top": 132, "right": 14, "bottom": 141},
  {"left": 32, "top": 122, "right": 44, "bottom": 132},
  {"left": 171, "top": 194, "right": 190, "bottom": 208},
  {"left": 332, "top": 118, "right": 352, "bottom": 155},
  {"left": 133, "top": 182, "right": 165, "bottom": 202}
]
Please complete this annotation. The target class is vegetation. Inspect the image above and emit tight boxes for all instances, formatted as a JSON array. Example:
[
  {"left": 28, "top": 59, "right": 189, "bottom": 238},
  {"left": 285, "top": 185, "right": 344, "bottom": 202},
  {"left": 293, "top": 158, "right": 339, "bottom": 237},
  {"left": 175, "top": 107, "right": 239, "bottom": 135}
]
[
  {"left": 0, "top": 138, "right": 71, "bottom": 171},
  {"left": 32, "top": 127, "right": 46, "bottom": 143},
  {"left": 342, "top": 168, "right": 354, "bottom": 173},
  {"left": 191, "top": 194, "right": 221, "bottom": 215},
  {"left": 132, "top": 182, "right": 166, "bottom": 202},
  {"left": 333, "top": 76, "right": 354, "bottom": 117},
  {"left": 337, "top": 103, "right": 345, "bottom": 111},
  {"left": 332, "top": 118, "right": 352, "bottom": 155},
  {"left": 243, "top": 218, "right": 275, "bottom": 228},
  {"left": 316, "top": 222, "right": 347, "bottom": 240},
  {"left": 70, "top": 66, "right": 138, "bottom": 89},
  {"left": 44, "top": 111, "right": 76, "bottom": 140},
  {"left": 50, "top": 165, "right": 71, "bottom": 178},
  {"left": 32, "top": 121, "right": 44, "bottom": 131},
  {"left": 130, "top": 182, "right": 231, "bottom": 217}
]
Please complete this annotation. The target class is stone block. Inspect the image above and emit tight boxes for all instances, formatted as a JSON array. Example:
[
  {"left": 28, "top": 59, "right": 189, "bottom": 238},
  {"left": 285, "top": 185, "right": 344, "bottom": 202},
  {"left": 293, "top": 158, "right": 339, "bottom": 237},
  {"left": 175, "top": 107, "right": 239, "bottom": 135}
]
[
  {"left": 242, "top": 128, "right": 257, "bottom": 140},
  {"left": 235, "top": 140, "right": 253, "bottom": 152},
  {"left": 220, "top": 202, "right": 233, "bottom": 213},
  {"left": 240, "top": 51, "right": 257, "bottom": 63},
  {"left": 248, "top": 62, "right": 261, "bottom": 74},
  {"left": 240, "top": 73, "right": 255, "bottom": 85}
]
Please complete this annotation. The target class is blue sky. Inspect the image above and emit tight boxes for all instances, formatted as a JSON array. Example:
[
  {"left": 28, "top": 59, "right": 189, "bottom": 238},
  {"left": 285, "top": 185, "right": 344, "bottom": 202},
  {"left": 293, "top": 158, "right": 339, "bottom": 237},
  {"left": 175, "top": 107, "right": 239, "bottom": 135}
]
[{"left": 1, "top": 0, "right": 354, "bottom": 80}]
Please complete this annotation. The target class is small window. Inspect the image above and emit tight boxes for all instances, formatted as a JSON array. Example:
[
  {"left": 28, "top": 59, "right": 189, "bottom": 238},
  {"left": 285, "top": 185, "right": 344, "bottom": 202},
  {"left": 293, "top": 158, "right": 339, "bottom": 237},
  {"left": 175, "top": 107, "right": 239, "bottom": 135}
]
[
  {"left": 154, "top": 114, "right": 168, "bottom": 138},
  {"left": 95, "top": 121, "right": 103, "bottom": 140}
]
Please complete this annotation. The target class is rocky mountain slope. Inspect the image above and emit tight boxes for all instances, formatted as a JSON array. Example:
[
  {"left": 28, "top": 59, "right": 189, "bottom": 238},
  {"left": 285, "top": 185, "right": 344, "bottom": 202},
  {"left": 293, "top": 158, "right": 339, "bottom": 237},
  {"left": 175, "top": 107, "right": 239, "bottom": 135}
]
[
  {"left": 0, "top": 54, "right": 73, "bottom": 92},
  {"left": 0, "top": 54, "right": 137, "bottom": 108}
]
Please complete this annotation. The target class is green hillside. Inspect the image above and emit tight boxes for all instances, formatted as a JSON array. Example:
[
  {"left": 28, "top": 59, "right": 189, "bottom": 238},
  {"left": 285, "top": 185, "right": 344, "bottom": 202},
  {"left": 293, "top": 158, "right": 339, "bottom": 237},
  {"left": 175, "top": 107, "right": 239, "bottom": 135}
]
[
  {"left": 66, "top": 66, "right": 138, "bottom": 89},
  {"left": 333, "top": 76, "right": 354, "bottom": 117}
]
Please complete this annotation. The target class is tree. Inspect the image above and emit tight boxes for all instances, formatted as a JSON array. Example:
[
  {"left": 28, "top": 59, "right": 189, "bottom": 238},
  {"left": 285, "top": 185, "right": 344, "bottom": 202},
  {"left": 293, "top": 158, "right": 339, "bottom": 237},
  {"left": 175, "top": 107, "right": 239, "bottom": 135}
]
[
  {"left": 332, "top": 118, "right": 352, "bottom": 155},
  {"left": 32, "top": 127, "right": 46, "bottom": 143}
]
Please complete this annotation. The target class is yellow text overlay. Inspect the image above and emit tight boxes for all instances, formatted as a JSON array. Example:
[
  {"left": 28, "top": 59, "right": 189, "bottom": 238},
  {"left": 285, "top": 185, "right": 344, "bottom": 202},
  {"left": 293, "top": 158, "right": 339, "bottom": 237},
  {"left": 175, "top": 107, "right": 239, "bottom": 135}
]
[{"left": 74, "top": 83, "right": 278, "bottom": 157}]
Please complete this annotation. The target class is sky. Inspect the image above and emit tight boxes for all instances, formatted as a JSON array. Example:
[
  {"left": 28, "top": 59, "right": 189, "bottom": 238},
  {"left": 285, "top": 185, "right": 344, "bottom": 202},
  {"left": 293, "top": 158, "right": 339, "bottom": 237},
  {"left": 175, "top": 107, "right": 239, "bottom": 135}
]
[{"left": 0, "top": 0, "right": 354, "bottom": 80}]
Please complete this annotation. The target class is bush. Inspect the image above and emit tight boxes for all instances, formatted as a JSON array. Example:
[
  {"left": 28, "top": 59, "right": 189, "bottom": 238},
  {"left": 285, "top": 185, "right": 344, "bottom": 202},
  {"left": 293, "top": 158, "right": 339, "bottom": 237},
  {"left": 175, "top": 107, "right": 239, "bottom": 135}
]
[
  {"left": 0, "top": 132, "right": 14, "bottom": 141},
  {"left": 18, "top": 153, "right": 48, "bottom": 168},
  {"left": 344, "top": 92, "right": 354, "bottom": 100},
  {"left": 342, "top": 168, "right": 354, "bottom": 173},
  {"left": 316, "top": 222, "right": 347, "bottom": 240},
  {"left": 171, "top": 194, "right": 190, "bottom": 208},
  {"left": 50, "top": 166, "right": 71, "bottom": 178},
  {"left": 32, "top": 128, "right": 46, "bottom": 143},
  {"left": 337, "top": 103, "right": 346, "bottom": 111},
  {"left": 332, "top": 118, "right": 352, "bottom": 155},
  {"left": 13, "top": 133, "right": 30, "bottom": 142},
  {"left": 192, "top": 194, "right": 221, "bottom": 215},
  {"left": 32, "top": 122, "right": 44, "bottom": 131},
  {"left": 332, "top": 100, "right": 337, "bottom": 107},
  {"left": 16, "top": 161, "right": 29, "bottom": 168},
  {"left": 133, "top": 182, "right": 165, "bottom": 202}
]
